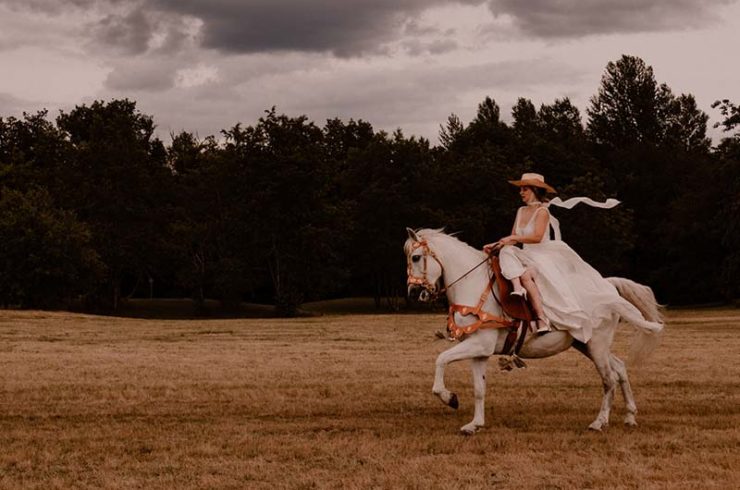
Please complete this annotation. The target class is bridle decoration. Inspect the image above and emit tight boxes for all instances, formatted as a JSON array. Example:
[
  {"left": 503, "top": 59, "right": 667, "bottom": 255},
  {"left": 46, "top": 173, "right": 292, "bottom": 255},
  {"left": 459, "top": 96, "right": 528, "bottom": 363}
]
[{"left": 406, "top": 240, "right": 444, "bottom": 294}]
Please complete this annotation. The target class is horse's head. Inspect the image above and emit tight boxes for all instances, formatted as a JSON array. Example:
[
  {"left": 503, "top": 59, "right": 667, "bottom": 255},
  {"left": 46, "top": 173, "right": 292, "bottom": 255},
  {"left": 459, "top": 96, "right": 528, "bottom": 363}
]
[{"left": 405, "top": 227, "right": 444, "bottom": 303}]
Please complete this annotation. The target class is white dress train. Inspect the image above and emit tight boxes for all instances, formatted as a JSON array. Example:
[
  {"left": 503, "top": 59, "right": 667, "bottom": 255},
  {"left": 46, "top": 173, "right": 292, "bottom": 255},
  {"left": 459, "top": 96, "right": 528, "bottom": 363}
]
[{"left": 499, "top": 206, "right": 659, "bottom": 343}]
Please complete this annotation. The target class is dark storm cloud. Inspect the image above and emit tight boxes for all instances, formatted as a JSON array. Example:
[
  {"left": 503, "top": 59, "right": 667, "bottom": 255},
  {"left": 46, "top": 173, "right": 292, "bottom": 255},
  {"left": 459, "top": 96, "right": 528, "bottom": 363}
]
[
  {"left": 5, "top": 0, "right": 737, "bottom": 57},
  {"left": 486, "top": 0, "right": 736, "bottom": 38},
  {"left": 91, "top": 6, "right": 152, "bottom": 55},
  {"left": 80, "top": 0, "right": 736, "bottom": 56},
  {"left": 148, "top": 0, "right": 484, "bottom": 56},
  {"left": 8, "top": 0, "right": 484, "bottom": 57}
]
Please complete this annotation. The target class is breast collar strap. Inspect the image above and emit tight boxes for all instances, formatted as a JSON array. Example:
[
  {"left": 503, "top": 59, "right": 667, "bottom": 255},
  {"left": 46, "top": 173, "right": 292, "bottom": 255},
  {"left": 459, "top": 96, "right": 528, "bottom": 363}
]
[{"left": 447, "top": 276, "right": 514, "bottom": 340}]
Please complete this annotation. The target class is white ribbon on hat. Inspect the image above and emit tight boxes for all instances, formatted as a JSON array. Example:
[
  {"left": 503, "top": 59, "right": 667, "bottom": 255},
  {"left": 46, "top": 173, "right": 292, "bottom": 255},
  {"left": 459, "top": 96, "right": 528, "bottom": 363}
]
[{"left": 545, "top": 197, "right": 621, "bottom": 241}]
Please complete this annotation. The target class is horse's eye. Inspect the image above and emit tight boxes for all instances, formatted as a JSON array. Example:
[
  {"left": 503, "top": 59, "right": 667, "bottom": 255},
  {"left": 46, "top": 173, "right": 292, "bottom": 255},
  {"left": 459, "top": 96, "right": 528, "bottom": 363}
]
[{"left": 412, "top": 255, "right": 421, "bottom": 263}]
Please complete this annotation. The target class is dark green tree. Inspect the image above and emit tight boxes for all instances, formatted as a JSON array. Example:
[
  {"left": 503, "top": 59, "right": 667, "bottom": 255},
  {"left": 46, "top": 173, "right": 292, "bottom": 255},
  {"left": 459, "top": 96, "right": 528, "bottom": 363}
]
[
  {"left": 534, "top": 98, "right": 594, "bottom": 182},
  {"left": 587, "top": 55, "right": 667, "bottom": 149},
  {"left": 0, "top": 111, "right": 70, "bottom": 194},
  {"left": 438, "top": 113, "right": 465, "bottom": 150},
  {"left": 223, "top": 109, "right": 345, "bottom": 315},
  {"left": 337, "top": 128, "right": 436, "bottom": 309},
  {"left": 511, "top": 98, "right": 538, "bottom": 138},
  {"left": 165, "top": 132, "right": 229, "bottom": 312},
  {"left": 712, "top": 99, "right": 740, "bottom": 134},
  {"left": 663, "top": 94, "right": 711, "bottom": 153},
  {"left": 587, "top": 56, "right": 717, "bottom": 301},
  {"left": 430, "top": 97, "right": 517, "bottom": 247},
  {"left": 712, "top": 99, "right": 740, "bottom": 299},
  {"left": 56, "top": 99, "right": 170, "bottom": 310},
  {"left": 0, "top": 187, "right": 102, "bottom": 307}
]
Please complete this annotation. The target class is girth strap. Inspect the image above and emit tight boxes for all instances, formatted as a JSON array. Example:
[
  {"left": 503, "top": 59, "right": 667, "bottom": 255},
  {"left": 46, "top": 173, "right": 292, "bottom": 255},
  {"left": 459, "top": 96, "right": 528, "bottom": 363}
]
[{"left": 501, "top": 320, "right": 530, "bottom": 356}]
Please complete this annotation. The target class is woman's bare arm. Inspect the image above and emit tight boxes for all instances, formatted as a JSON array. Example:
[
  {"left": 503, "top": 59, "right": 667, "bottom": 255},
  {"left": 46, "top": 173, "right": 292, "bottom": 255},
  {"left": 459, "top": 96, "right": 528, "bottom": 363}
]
[{"left": 496, "top": 207, "right": 549, "bottom": 246}]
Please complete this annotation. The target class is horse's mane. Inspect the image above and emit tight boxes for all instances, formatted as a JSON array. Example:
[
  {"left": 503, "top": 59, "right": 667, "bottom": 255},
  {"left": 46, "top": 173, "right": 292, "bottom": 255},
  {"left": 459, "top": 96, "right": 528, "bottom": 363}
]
[{"left": 406, "top": 228, "right": 486, "bottom": 260}]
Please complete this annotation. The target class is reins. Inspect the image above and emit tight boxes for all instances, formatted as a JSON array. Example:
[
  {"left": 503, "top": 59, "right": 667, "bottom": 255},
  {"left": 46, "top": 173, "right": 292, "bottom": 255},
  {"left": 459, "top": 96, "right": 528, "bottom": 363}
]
[
  {"left": 438, "top": 255, "right": 491, "bottom": 296},
  {"left": 407, "top": 239, "right": 491, "bottom": 299}
]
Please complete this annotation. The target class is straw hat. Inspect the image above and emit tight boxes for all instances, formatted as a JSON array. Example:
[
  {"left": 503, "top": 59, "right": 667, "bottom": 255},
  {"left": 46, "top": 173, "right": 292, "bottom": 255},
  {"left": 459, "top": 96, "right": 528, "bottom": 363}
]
[{"left": 508, "top": 172, "right": 557, "bottom": 194}]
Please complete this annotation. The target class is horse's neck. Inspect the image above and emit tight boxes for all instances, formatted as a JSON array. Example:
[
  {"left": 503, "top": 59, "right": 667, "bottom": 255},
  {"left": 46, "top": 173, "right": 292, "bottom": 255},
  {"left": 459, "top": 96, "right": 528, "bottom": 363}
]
[
  {"left": 432, "top": 238, "right": 501, "bottom": 314},
  {"left": 447, "top": 266, "right": 496, "bottom": 310}
]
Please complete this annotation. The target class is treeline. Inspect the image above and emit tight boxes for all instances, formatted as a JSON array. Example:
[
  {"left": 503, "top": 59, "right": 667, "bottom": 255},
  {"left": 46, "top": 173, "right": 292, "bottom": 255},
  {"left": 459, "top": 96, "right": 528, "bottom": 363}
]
[{"left": 1, "top": 55, "right": 739, "bottom": 314}]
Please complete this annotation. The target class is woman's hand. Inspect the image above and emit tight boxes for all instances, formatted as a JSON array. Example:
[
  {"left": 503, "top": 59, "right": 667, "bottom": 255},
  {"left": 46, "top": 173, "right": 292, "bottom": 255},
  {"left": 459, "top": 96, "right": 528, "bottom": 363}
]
[
  {"left": 483, "top": 242, "right": 500, "bottom": 254},
  {"left": 484, "top": 236, "right": 517, "bottom": 254},
  {"left": 498, "top": 235, "right": 518, "bottom": 246}
]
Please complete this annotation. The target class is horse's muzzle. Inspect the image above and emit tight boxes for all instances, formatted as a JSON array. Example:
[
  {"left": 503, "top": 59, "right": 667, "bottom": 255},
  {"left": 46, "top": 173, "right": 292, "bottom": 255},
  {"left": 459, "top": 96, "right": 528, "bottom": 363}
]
[{"left": 408, "top": 284, "right": 434, "bottom": 303}]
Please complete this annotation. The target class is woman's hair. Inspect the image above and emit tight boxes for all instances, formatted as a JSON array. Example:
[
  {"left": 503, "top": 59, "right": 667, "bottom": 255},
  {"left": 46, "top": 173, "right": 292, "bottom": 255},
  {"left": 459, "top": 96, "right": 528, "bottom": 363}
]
[{"left": 524, "top": 185, "right": 549, "bottom": 202}]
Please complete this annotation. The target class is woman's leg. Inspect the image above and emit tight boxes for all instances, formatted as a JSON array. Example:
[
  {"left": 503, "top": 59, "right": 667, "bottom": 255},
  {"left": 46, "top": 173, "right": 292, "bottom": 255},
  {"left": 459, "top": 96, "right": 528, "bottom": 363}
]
[
  {"left": 499, "top": 246, "right": 526, "bottom": 296},
  {"left": 510, "top": 276, "right": 525, "bottom": 295},
  {"left": 521, "top": 268, "right": 550, "bottom": 333}
]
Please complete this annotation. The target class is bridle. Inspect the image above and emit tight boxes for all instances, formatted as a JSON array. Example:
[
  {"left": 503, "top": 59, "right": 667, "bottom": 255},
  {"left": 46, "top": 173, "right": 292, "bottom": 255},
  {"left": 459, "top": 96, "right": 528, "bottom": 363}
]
[
  {"left": 407, "top": 239, "right": 491, "bottom": 299},
  {"left": 406, "top": 240, "right": 445, "bottom": 296}
]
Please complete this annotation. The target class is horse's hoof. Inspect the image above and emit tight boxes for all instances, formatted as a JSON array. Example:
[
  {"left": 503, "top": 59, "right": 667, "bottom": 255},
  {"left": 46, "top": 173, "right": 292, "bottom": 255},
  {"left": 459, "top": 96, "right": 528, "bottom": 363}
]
[
  {"left": 460, "top": 424, "right": 481, "bottom": 435},
  {"left": 449, "top": 393, "right": 459, "bottom": 410},
  {"left": 624, "top": 415, "right": 638, "bottom": 427},
  {"left": 588, "top": 421, "right": 607, "bottom": 432}
]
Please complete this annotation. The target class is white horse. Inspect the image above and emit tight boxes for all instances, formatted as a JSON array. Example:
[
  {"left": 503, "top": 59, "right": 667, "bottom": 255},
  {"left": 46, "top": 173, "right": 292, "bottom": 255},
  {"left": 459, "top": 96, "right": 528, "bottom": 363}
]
[{"left": 405, "top": 228, "right": 664, "bottom": 434}]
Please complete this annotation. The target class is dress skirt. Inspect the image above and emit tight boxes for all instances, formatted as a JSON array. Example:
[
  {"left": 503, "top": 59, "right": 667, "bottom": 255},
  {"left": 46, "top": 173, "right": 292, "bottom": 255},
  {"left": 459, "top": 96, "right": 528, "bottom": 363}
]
[{"left": 498, "top": 241, "right": 653, "bottom": 343}]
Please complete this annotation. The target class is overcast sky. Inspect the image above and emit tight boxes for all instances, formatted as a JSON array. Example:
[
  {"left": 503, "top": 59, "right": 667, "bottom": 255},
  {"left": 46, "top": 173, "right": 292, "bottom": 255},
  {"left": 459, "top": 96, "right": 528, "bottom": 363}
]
[{"left": 1, "top": 0, "right": 739, "bottom": 144}]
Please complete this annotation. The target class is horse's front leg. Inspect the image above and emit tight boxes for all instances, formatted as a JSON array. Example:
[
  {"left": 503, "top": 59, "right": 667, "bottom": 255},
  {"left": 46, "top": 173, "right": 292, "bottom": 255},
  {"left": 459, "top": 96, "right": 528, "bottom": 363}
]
[
  {"left": 432, "top": 332, "right": 495, "bottom": 412},
  {"left": 432, "top": 342, "right": 464, "bottom": 409},
  {"left": 460, "top": 357, "right": 488, "bottom": 435}
]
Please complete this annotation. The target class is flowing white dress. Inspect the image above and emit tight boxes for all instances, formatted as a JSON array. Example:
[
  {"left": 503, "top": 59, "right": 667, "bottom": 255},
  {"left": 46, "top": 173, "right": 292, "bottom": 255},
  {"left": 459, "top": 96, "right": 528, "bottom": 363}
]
[{"left": 499, "top": 206, "right": 654, "bottom": 343}]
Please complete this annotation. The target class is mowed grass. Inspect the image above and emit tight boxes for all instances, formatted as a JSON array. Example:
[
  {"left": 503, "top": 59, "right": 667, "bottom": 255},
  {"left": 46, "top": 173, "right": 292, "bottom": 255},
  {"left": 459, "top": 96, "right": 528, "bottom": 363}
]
[{"left": 0, "top": 308, "right": 738, "bottom": 489}]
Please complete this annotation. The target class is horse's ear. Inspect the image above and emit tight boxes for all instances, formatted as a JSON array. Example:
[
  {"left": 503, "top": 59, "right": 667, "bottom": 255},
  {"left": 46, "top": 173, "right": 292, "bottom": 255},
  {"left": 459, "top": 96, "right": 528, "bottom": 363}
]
[{"left": 406, "top": 227, "right": 420, "bottom": 242}]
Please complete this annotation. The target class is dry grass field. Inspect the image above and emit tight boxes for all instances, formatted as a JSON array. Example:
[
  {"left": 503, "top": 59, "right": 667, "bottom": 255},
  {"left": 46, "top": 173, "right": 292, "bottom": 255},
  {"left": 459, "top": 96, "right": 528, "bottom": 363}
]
[{"left": 0, "top": 307, "right": 738, "bottom": 489}]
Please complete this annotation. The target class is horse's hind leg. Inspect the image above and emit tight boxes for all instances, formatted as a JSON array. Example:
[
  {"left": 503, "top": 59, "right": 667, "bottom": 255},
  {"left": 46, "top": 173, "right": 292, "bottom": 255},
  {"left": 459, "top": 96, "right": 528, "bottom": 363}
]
[
  {"left": 573, "top": 342, "right": 637, "bottom": 427},
  {"left": 585, "top": 335, "right": 618, "bottom": 431},
  {"left": 610, "top": 354, "right": 638, "bottom": 426},
  {"left": 460, "top": 357, "right": 488, "bottom": 435}
]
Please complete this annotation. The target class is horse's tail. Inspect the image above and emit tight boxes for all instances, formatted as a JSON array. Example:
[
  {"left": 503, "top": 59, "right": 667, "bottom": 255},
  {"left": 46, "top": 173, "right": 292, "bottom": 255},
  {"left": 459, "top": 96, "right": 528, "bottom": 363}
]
[{"left": 607, "top": 277, "right": 665, "bottom": 364}]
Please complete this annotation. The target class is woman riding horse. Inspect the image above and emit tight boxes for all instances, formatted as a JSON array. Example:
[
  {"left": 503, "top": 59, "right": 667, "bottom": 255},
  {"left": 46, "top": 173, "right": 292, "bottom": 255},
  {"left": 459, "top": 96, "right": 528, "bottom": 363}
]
[{"left": 484, "top": 173, "right": 642, "bottom": 344}]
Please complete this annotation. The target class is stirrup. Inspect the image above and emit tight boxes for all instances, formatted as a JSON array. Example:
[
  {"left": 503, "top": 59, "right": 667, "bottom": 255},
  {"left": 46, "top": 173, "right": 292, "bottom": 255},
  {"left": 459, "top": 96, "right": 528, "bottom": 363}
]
[{"left": 536, "top": 317, "right": 551, "bottom": 334}]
